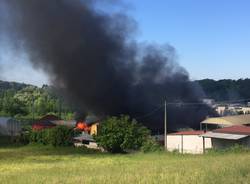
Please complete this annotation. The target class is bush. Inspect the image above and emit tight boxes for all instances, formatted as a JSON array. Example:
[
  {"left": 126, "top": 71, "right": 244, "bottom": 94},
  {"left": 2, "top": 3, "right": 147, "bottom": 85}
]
[
  {"left": 94, "top": 115, "right": 151, "bottom": 153},
  {"left": 141, "top": 137, "right": 163, "bottom": 153},
  {"left": 12, "top": 125, "right": 32, "bottom": 145},
  {"left": 207, "top": 144, "right": 250, "bottom": 154},
  {"left": 29, "top": 126, "right": 74, "bottom": 147},
  {"left": 19, "top": 131, "right": 31, "bottom": 144},
  {"left": 48, "top": 126, "right": 73, "bottom": 147}
]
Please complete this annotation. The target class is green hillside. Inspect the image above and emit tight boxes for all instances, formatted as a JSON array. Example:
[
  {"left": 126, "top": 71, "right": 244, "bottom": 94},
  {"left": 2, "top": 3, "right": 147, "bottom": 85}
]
[
  {"left": 0, "top": 81, "right": 73, "bottom": 120},
  {"left": 197, "top": 78, "right": 250, "bottom": 101}
]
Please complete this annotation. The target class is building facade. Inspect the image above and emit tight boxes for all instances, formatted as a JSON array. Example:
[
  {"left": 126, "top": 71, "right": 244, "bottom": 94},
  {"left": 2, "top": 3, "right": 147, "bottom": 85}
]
[{"left": 167, "top": 131, "right": 211, "bottom": 154}]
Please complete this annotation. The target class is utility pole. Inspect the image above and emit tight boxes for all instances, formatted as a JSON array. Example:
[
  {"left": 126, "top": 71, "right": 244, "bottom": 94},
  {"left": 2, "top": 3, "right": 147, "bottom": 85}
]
[
  {"left": 32, "top": 96, "right": 35, "bottom": 121},
  {"left": 58, "top": 99, "right": 62, "bottom": 119},
  {"left": 164, "top": 100, "right": 167, "bottom": 150}
]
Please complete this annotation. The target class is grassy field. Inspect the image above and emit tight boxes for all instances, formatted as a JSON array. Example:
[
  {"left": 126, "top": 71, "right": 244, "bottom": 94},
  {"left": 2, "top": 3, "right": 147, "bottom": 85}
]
[{"left": 0, "top": 145, "right": 249, "bottom": 184}]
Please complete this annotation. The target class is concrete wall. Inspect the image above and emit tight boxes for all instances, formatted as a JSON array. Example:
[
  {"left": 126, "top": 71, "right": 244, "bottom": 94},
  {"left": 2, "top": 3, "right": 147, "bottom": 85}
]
[{"left": 167, "top": 135, "right": 212, "bottom": 154}]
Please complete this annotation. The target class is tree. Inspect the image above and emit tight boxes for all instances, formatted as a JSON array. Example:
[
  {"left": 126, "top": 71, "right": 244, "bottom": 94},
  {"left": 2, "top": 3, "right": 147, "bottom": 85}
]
[
  {"left": 94, "top": 115, "right": 150, "bottom": 153},
  {"left": 0, "top": 82, "right": 74, "bottom": 119}
]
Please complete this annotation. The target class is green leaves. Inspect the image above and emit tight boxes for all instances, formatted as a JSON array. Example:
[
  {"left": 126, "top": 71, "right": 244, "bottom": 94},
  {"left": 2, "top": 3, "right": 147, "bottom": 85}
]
[
  {"left": 29, "top": 126, "right": 74, "bottom": 147},
  {"left": 94, "top": 115, "right": 151, "bottom": 153},
  {"left": 0, "top": 83, "right": 74, "bottom": 119}
]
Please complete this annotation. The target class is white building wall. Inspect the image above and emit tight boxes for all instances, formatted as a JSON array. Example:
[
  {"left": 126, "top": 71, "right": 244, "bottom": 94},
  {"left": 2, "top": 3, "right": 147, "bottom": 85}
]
[
  {"left": 216, "top": 106, "right": 226, "bottom": 116},
  {"left": 166, "top": 135, "right": 182, "bottom": 151},
  {"left": 167, "top": 135, "right": 212, "bottom": 154}
]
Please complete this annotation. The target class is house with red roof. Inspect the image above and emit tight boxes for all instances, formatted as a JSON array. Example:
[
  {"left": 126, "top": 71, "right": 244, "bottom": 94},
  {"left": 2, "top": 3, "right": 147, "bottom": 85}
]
[{"left": 32, "top": 114, "right": 60, "bottom": 130}]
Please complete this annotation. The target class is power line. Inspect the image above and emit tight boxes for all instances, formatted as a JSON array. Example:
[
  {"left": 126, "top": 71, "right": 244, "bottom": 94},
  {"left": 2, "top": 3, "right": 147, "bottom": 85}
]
[
  {"left": 134, "top": 98, "right": 250, "bottom": 120},
  {"left": 215, "top": 98, "right": 250, "bottom": 104},
  {"left": 135, "top": 104, "right": 164, "bottom": 120}
]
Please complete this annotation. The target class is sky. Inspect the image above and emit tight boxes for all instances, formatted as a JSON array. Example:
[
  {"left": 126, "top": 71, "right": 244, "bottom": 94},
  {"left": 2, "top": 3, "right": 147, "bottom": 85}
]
[{"left": 0, "top": 0, "right": 250, "bottom": 86}]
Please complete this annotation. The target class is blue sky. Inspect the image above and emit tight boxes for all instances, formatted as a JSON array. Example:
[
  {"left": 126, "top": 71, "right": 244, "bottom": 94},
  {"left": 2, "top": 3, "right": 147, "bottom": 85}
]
[
  {"left": 126, "top": 0, "right": 250, "bottom": 80},
  {"left": 0, "top": 0, "right": 249, "bottom": 86}
]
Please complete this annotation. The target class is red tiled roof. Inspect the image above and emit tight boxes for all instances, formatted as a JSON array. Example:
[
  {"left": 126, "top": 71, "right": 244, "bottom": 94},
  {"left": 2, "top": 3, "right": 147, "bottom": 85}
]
[
  {"left": 170, "top": 130, "right": 205, "bottom": 135},
  {"left": 213, "top": 125, "right": 250, "bottom": 135}
]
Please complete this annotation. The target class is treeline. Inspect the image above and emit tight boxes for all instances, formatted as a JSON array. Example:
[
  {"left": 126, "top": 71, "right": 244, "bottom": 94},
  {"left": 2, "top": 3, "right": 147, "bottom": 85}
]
[
  {"left": 0, "top": 80, "right": 74, "bottom": 120},
  {"left": 197, "top": 79, "right": 250, "bottom": 101},
  {"left": 1, "top": 79, "right": 250, "bottom": 119}
]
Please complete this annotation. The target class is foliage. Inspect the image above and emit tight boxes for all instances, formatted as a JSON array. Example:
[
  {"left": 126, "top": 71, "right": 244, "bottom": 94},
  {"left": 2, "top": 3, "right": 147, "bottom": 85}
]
[
  {"left": 48, "top": 126, "right": 74, "bottom": 146},
  {"left": 31, "top": 129, "right": 47, "bottom": 145},
  {"left": 94, "top": 115, "right": 150, "bottom": 153},
  {"left": 19, "top": 131, "right": 31, "bottom": 145},
  {"left": 2, "top": 79, "right": 250, "bottom": 119},
  {"left": 207, "top": 144, "right": 250, "bottom": 154},
  {"left": 0, "top": 81, "right": 74, "bottom": 119},
  {"left": 29, "top": 126, "right": 74, "bottom": 147},
  {"left": 197, "top": 78, "right": 250, "bottom": 101},
  {"left": 141, "top": 136, "right": 163, "bottom": 153}
]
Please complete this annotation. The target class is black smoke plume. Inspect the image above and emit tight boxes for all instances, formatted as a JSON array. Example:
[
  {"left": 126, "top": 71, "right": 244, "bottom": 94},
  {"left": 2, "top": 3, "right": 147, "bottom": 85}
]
[{"left": 0, "top": 0, "right": 215, "bottom": 132}]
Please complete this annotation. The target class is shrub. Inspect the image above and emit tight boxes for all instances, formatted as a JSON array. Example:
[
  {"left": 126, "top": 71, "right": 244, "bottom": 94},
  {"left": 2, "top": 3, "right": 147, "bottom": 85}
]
[
  {"left": 72, "top": 128, "right": 82, "bottom": 137},
  {"left": 94, "top": 115, "right": 151, "bottom": 153},
  {"left": 226, "top": 144, "right": 249, "bottom": 153},
  {"left": 15, "top": 125, "right": 32, "bottom": 144},
  {"left": 141, "top": 137, "right": 163, "bottom": 153},
  {"left": 48, "top": 126, "right": 73, "bottom": 146},
  {"left": 29, "top": 126, "right": 74, "bottom": 147},
  {"left": 19, "top": 131, "right": 31, "bottom": 144},
  {"left": 207, "top": 144, "right": 250, "bottom": 154}
]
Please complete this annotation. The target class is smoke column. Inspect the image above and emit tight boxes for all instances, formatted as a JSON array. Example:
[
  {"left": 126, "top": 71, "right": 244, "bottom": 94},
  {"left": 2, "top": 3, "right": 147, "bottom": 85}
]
[{"left": 0, "top": 0, "right": 214, "bottom": 131}]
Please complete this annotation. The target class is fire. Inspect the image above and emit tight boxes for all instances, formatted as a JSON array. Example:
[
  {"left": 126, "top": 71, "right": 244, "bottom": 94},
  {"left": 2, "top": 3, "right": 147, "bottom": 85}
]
[{"left": 76, "top": 121, "right": 91, "bottom": 132}]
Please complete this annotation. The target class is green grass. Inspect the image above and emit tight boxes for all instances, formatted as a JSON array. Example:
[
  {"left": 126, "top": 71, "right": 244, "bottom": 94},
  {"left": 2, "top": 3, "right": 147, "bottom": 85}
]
[{"left": 0, "top": 145, "right": 249, "bottom": 184}]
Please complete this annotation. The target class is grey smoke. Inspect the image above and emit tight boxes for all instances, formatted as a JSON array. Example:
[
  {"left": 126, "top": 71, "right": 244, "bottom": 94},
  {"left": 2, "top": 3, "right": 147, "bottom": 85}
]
[{"left": 0, "top": 0, "right": 215, "bottom": 132}]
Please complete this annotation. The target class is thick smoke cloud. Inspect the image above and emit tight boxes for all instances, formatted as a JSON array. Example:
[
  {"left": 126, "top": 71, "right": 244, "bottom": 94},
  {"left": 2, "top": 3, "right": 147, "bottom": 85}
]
[{"left": 1, "top": 0, "right": 214, "bottom": 131}]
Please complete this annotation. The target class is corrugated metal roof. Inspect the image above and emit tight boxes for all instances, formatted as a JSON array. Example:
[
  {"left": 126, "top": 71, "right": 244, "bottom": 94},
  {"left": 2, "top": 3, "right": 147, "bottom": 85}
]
[
  {"left": 201, "top": 114, "right": 250, "bottom": 126},
  {"left": 170, "top": 130, "right": 205, "bottom": 135},
  {"left": 213, "top": 125, "right": 250, "bottom": 135},
  {"left": 201, "top": 132, "right": 248, "bottom": 140},
  {"left": 73, "top": 132, "right": 94, "bottom": 142}
]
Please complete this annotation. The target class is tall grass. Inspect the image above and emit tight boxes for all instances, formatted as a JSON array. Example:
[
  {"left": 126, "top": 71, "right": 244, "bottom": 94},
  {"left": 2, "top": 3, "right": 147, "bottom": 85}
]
[{"left": 0, "top": 145, "right": 249, "bottom": 184}]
